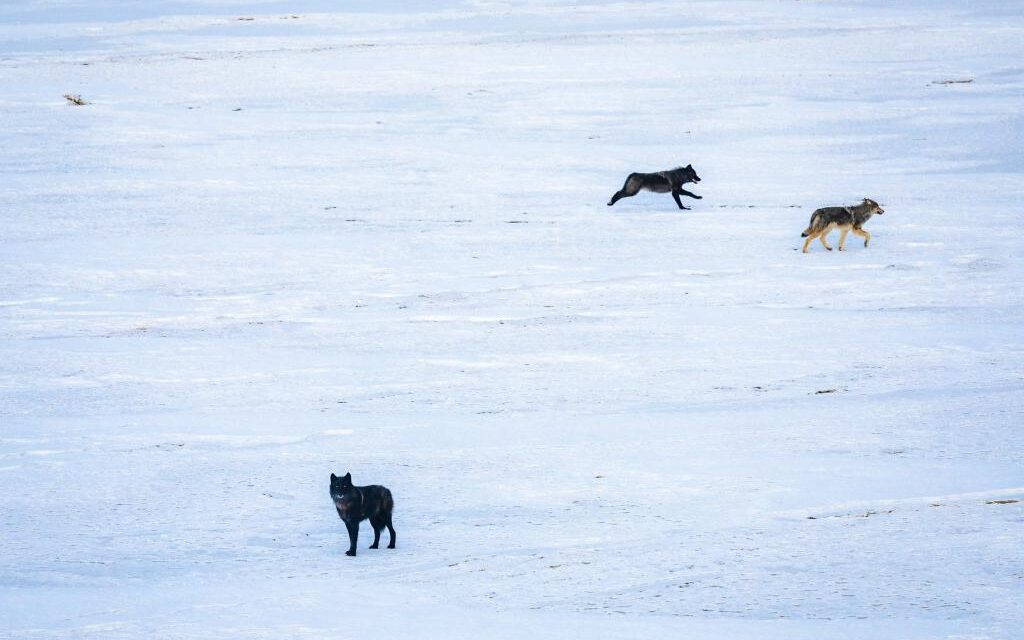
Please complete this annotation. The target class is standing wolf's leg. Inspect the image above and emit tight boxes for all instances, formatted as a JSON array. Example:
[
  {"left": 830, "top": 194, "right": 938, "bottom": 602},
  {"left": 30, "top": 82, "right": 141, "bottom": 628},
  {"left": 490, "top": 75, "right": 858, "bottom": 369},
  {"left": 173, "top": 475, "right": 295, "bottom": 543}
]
[
  {"left": 385, "top": 514, "right": 396, "bottom": 549},
  {"left": 677, "top": 188, "right": 702, "bottom": 200},
  {"left": 369, "top": 515, "right": 384, "bottom": 549},
  {"left": 671, "top": 191, "right": 690, "bottom": 210},
  {"left": 802, "top": 234, "right": 816, "bottom": 253},
  {"left": 852, "top": 227, "right": 871, "bottom": 247},
  {"left": 608, "top": 174, "right": 640, "bottom": 206},
  {"left": 838, "top": 228, "right": 850, "bottom": 251},
  {"left": 345, "top": 520, "right": 359, "bottom": 556}
]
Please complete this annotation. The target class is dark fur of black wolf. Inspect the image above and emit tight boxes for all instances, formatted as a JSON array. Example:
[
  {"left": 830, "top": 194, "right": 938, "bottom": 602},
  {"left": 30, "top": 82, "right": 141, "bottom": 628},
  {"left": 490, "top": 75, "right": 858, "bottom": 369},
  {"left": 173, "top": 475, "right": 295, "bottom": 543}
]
[
  {"left": 330, "top": 472, "right": 395, "bottom": 556},
  {"left": 607, "top": 165, "right": 702, "bottom": 209},
  {"left": 801, "top": 198, "right": 885, "bottom": 253}
]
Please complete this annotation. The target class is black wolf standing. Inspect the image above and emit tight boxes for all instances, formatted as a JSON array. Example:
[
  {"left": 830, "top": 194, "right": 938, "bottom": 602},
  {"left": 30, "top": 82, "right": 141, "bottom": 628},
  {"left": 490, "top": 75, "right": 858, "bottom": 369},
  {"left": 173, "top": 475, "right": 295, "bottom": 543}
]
[
  {"left": 330, "top": 472, "right": 396, "bottom": 556},
  {"left": 607, "top": 165, "right": 702, "bottom": 209}
]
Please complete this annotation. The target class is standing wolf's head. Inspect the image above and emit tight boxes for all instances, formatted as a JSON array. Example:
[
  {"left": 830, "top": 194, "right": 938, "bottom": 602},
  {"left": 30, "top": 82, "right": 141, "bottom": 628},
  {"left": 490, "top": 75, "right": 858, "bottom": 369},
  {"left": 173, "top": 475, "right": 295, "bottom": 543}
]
[
  {"left": 863, "top": 198, "right": 884, "bottom": 214},
  {"left": 330, "top": 472, "right": 353, "bottom": 499},
  {"left": 330, "top": 472, "right": 359, "bottom": 516}
]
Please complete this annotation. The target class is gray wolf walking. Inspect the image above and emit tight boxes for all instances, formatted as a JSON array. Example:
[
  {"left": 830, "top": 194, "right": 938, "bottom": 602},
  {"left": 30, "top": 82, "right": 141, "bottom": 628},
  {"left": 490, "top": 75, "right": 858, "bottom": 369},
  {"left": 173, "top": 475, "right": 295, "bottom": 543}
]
[
  {"left": 330, "top": 472, "right": 396, "bottom": 556},
  {"left": 801, "top": 198, "right": 885, "bottom": 253},
  {"left": 608, "top": 165, "right": 702, "bottom": 209}
]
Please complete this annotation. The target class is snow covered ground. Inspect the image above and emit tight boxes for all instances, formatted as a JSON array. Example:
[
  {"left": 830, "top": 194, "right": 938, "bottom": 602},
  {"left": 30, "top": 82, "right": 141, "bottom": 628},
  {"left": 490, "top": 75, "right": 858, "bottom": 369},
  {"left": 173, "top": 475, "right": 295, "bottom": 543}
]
[{"left": 1, "top": 1, "right": 1023, "bottom": 638}]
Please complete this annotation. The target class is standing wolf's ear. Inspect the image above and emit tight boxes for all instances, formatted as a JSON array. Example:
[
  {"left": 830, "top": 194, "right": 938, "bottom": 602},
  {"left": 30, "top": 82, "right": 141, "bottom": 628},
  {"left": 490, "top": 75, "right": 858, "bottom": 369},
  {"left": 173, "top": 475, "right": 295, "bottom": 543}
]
[
  {"left": 343, "top": 472, "right": 351, "bottom": 482},
  {"left": 686, "top": 164, "right": 692, "bottom": 169},
  {"left": 331, "top": 473, "right": 337, "bottom": 481}
]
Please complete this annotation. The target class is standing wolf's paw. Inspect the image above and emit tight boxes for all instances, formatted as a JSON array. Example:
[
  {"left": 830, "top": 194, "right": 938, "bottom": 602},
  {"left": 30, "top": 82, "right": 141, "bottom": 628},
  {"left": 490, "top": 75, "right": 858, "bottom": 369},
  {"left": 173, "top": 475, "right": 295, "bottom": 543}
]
[
  {"left": 369, "top": 544, "right": 379, "bottom": 549},
  {"left": 388, "top": 543, "right": 395, "bottom": 549},
  {"left": 346, "top": 549, "right": 356, "bottom": 557}
]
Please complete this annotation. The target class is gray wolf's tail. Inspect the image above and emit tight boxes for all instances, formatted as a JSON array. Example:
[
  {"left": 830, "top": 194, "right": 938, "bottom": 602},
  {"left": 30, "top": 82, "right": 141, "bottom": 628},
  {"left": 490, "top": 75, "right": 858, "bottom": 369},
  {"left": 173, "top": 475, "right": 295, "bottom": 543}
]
[{"left": 801, "top": 212, "right": 821, "bottom": 237}]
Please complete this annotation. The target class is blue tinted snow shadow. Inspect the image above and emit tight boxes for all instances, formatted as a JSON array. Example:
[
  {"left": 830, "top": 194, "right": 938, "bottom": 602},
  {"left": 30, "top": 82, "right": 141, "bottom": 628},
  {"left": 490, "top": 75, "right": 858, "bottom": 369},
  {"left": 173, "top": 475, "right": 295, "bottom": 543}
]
[{"left": 0, "top": 1, "right": 470, "bottom": 25}]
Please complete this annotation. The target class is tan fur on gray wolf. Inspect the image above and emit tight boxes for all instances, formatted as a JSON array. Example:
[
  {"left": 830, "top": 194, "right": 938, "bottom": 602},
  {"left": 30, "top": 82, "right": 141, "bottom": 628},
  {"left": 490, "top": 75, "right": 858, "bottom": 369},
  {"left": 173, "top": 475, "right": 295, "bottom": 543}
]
[{"left": 801, "top": 198, "right": 885, "bottom": 253}]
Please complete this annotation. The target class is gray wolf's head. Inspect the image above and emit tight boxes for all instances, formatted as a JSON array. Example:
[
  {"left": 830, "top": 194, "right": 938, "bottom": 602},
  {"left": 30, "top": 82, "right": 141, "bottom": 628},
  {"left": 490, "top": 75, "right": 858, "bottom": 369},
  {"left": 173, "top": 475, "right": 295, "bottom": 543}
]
[
  {"left": 864, "top": 198, "right": 884, "bottom": 214},
  {"left": 684, "top": 164, "right": 701, "bottom": 183}
]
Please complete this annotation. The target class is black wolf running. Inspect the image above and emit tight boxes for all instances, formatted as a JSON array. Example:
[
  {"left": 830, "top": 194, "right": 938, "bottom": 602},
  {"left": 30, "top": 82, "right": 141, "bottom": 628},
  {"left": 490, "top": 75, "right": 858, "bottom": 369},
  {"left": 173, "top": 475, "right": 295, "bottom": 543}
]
[
  {"left": 330, "top": 472, "right": 395, "bottom": 556},
  {"left": 801, "top": 198, "right": 885, "bottom": 253},
  {"left": 607, "top": 165, "right": 702, "bottom": 209}
]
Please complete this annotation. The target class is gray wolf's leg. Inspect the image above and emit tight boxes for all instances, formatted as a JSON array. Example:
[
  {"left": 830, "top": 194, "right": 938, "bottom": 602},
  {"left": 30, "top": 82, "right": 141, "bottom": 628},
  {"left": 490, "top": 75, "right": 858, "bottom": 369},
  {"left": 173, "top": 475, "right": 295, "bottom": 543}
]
[
  {"left": 818, "top": 231, "right": 833, "bottom": 251},
  {"left": 852, "top": 227, "right": 871, "bottom": 247},
  {"left": 838, "top": 228, "right": 850, "bottom": 251}
]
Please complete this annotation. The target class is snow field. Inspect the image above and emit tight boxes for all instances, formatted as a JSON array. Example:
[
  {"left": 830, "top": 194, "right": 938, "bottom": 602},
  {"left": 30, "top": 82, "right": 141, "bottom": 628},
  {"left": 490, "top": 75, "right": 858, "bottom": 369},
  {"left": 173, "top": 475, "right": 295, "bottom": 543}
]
[{"left": 1, "top": 1, "right": 1023, "bottom": 638}]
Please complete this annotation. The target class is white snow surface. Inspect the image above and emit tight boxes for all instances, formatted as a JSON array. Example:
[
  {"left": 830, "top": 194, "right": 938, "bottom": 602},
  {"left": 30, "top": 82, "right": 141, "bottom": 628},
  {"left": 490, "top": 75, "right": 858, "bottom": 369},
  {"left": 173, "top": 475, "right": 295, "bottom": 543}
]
[{"left": 2, "top": 1, "right": 1023, "bottom": 638}]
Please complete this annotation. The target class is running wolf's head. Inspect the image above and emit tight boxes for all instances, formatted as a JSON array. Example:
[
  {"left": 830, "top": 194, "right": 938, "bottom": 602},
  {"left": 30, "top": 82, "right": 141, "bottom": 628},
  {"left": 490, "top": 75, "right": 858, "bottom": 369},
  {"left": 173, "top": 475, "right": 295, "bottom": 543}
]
[
  {"left": 682, "top": 164, "right": 701, "bottom": 184},
  {"left": 863, "top": 198, "right": 884, "bottom": 214}
]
